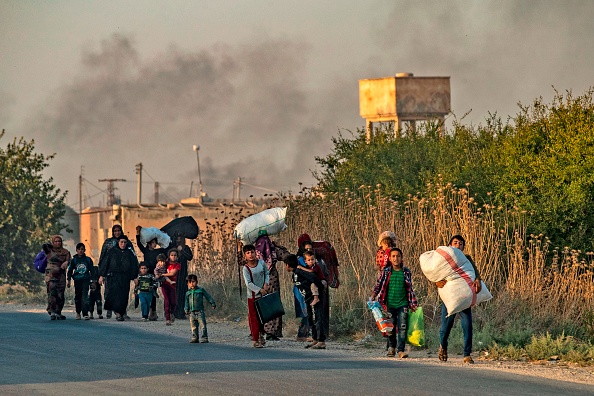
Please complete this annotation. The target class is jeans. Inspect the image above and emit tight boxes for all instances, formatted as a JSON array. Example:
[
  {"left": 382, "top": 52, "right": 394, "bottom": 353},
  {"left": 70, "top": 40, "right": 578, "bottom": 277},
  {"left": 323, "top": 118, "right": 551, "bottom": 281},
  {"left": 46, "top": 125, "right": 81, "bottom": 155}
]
[
  {"left": 138, "top": 291, "right": 153, "bottom": 318},
  {"left": 189, "top": 311, "right": 208, "bottom": 340},
  {"left": 388, "top": 306, "right": 408, "bottom": 352},
  {"left": 439, "top": 302, "right": 473, "bottom": 357},
  {"left": 73, "top": 279, "right": 90, "bottom": 315}
]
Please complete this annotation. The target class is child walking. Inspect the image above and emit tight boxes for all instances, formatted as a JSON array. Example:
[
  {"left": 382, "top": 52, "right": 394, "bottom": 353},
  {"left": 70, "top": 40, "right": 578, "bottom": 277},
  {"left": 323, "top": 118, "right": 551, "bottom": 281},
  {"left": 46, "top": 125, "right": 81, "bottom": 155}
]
[
  {"left": 184, "top": 274, "right": 216, "bottom": 343},
  {"left": 137, "top": 263, "right": 156, "bottom": 321},
  {"left": 371, "top": 248, "right": 418, "bottom": 358},
  {"left": 88, "top": 264, "right": 103, "bottom": 319},
  {"left": 161, "top": 249, "right": 181, "bottom": 325},
  {"left": 67, "top": 243, "right": 93, "bottom": 320}
]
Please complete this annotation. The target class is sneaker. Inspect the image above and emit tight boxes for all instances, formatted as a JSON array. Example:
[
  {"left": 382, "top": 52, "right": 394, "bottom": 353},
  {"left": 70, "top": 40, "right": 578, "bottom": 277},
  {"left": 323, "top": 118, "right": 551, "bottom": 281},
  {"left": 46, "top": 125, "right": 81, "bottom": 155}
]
[
  {"left": 143, "top": 318, "right": 148, "bottom": 322},
  {"left": 76, "top": 313, "right": 81, "bottom": 320},
  {"left": 253, "top": 341, "right": 264, "bottom": 348},
  {"left": 438, "top": 345, "right": 448, "bottom": 362},
  {"left": 166, "top": 320, "right": 172, "bottom": 326},
  {"left": 57, "top": 315, "right": 66, "bottom": 320},
  {"left": 84, "top": 315, "right": 90, "bottom": 320},
  {"left": 189, "top": 338, "right": 199, "bottom": 343},
  {"left": 106, "top": 311, "right": 112, "bottom": 319},
  {"left": 463, "top": 356, "right": 474, "bottom": 364},
  {"left": 311, "top": 342, "right": 326, "bottom": 349},
  {"left": 398, "top": 351, "right": 408, "bottom": 359},
  {"left": 123, "top": 314, "right": 131, "bottom": 320},
  {"left": 50, "top": 313, "right": 57, "bottom": 320},
  {"left": 200, "top": 338, "right": 209, "bottom": 343},
  {"left": 98, "top": 315, "right": 104, "bottom": 319},
  {"left": 387, "top": 347, "right": 396, "bottom": 357}
]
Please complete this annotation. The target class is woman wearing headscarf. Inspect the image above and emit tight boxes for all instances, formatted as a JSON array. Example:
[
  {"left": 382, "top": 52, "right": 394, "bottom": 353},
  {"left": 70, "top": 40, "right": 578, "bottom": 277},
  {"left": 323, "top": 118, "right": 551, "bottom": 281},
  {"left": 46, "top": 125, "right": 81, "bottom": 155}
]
[
  {"left": 254, "top": 231, "right": 283, "bottom": 340},
  {"left": 99, "top": 235, "right": 139, "bottom": 321},
  {"left": 45, "top": 235, "right": 71, "bottom": 320},
  {"left": 99, "top": 224, "right": 135, "bottom": 319}
]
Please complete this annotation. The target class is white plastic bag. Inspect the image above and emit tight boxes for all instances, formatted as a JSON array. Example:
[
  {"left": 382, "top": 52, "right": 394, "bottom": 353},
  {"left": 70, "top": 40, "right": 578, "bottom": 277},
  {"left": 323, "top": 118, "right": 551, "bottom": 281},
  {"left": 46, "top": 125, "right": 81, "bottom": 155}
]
[
  {"left": 419, "top": 246, "right": 492, "bottom": 316},
  {"left": 139, "top": 227, "right": 171, "bottom": 248},
  {"left": 234, "top": 207, "right": 287, "bottom": 244}
]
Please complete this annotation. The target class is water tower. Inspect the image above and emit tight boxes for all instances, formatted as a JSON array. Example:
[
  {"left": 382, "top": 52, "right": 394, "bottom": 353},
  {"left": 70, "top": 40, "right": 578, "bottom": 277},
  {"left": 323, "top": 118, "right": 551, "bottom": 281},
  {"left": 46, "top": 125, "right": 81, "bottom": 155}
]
[{"left": 359, "top": 72, "right": 451, "bottom": 141}]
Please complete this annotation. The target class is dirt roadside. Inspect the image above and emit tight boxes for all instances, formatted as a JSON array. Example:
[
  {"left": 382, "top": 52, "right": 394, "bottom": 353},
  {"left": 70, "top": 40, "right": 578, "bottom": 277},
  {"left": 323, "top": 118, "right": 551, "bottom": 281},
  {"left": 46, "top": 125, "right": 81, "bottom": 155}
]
[{"left": 4, "top": 302, "right": 594, "bottom": 386}]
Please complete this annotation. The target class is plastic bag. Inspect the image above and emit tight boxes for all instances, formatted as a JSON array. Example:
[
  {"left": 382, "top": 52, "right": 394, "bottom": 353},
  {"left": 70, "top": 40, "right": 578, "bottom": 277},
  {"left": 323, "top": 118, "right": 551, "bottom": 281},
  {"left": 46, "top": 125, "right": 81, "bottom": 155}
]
[
  {"left": 234, "top": 207, "right": 287, "bottom": 244},
  {"left": 367, "top": 300, "right": 394, "bottom": 334},
  {"left": 407, "top": 306, "right": 425, "bottom": 347},
  {"left": 139, "top": 227, "right": 171, "bottom": 248}
]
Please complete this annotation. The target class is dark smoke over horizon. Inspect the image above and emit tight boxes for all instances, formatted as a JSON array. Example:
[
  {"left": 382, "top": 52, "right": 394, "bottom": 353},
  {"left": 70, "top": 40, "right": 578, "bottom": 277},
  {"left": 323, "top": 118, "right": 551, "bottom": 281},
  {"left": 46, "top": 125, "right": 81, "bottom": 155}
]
[{"left": 26, "top": 34, "right": 347, "bottom": 206}]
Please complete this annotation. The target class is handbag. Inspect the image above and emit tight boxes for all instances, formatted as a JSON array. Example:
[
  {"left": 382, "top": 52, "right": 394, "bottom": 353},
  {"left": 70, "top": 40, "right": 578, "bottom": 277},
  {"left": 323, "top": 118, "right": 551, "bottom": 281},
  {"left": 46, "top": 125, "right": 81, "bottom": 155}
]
[
  {"left": 254, "top": 291, "right": 285, "bottom": 324},
  {"left": 245, "top": 262, "right": 285, "bottom": 324}
]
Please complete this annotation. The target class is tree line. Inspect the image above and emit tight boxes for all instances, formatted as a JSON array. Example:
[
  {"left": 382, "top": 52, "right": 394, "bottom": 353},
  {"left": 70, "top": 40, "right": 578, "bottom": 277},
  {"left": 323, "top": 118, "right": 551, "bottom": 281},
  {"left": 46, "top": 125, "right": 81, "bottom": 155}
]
[{"left": 314, "top": 89, "right": 594, "bottom": 251}]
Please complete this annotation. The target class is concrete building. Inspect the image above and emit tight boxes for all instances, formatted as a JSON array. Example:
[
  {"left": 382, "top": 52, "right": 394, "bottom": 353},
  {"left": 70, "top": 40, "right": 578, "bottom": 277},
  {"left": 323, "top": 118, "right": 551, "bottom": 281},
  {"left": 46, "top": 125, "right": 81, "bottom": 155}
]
[
  {"left": 79, "top": 198, "right": 271, "bottom": 262},
  {"left": 359, "top": 72, "right": 451, "bottom": 141}
]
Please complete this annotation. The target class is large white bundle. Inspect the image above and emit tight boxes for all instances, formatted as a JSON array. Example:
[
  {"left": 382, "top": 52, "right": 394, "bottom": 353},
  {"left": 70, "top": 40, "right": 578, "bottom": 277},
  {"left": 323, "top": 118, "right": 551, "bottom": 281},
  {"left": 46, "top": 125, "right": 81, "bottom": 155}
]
[
  {"left": 419, "top": 246, "right": 492, "bottom": 316},
  {"left": 234, "top": 207, "right": 287, "bottom": 244},
  {"left": 139, "top": 227, "right": 171, "bottom": 248}
]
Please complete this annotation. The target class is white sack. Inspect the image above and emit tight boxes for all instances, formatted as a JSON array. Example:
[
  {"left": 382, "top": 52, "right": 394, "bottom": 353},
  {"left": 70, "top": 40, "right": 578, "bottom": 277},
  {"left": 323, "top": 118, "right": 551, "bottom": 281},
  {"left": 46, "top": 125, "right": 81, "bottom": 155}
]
[
  {"left": 419, "top": 246, "right": 492, "bottom": 316},
  {"left": 139, "top": 227, "right": 171, "bottom": 248},
  {"left": 234, "top": 207, "right": 287, "bottom": 245}
]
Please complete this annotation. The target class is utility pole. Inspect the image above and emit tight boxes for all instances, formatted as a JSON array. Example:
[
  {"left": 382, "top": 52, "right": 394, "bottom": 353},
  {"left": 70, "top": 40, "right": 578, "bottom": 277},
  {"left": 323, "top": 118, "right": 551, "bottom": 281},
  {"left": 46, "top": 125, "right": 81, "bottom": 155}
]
[
  {"left": 135, "top": 163, "right": 142, "bottom": 205},
  {"left": 192, "top": 145, "right": 204, "bottom": 199},
  {"left": 233, "top": 177, "right": 242, "bottom": 201},
  {"left": 154, "top": 181, "right": 159, "bottom": 204},
  {"left": 79, "top": 166, "right": 84, "bottom": 213},
  {"left": 98, "top": 178, "right": 126, "bottom": 207}
]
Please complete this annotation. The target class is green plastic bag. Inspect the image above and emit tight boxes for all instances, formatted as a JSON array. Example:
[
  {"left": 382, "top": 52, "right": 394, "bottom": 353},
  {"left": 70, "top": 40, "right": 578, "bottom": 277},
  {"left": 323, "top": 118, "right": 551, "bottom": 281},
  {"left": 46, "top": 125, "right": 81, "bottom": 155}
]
[{"left": 407, "top": 306, "right": 425, "bottom": 347}]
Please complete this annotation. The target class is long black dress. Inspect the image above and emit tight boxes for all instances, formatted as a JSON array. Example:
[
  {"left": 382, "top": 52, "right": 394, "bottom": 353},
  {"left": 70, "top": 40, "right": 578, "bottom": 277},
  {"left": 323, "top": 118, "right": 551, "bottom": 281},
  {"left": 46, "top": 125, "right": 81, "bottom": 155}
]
[
  {"left": 173, "top": 243, "right": 193, "bottom": 319},
  {"left": 100, "top": 246, "right": 138, "bottom": 315}
]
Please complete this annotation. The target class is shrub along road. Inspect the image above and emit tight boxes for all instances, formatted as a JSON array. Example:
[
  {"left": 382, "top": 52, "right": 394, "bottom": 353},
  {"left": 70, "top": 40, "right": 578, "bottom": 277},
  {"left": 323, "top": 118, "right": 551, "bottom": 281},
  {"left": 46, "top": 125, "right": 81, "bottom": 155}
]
[{"left": 0, "top": 307, "right": 592, "bottom": 395}]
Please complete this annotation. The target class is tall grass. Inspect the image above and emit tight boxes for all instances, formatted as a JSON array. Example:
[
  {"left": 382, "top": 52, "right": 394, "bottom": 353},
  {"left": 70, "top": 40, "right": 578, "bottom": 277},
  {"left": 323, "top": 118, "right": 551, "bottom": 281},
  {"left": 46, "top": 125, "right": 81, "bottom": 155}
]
[{"left": 183, "top": 183, "right": 594, "bottom": 347}]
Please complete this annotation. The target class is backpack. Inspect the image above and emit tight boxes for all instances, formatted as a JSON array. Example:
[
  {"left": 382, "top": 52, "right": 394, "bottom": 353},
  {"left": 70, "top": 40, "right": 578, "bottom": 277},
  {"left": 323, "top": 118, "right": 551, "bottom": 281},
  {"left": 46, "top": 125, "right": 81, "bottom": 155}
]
[
  {"left": 34, "top": 251, "right": 47, "bottom": 273},
  {"left": 312, "top": 241, "right": 340, "bottom": 288}
]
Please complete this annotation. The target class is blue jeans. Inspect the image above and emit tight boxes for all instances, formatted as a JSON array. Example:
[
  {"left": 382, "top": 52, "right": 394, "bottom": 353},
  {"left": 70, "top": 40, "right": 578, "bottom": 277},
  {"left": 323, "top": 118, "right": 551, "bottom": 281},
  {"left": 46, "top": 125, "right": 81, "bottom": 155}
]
[
  {"left": 388, "top": 306, "right": 408, "bottom": 352},
  {"left": 138, "top": 291, "right": 153, "bottom": 318},
  {"left": 189, "top": 311, "right": 208, "bottom": 340},
  {"left": 439, "top": 302, "right": 472, "bottom": 357}
]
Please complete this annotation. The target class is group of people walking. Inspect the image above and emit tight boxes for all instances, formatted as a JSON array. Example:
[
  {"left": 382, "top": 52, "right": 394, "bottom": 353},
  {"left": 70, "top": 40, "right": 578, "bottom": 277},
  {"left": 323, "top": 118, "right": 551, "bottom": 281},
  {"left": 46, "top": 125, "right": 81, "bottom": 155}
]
[
  {"left": 40, "top": 225, "right": 480, "bottom": 361},
  {"left": 41, "top": 224, "right": 195, "bottom": 325}
]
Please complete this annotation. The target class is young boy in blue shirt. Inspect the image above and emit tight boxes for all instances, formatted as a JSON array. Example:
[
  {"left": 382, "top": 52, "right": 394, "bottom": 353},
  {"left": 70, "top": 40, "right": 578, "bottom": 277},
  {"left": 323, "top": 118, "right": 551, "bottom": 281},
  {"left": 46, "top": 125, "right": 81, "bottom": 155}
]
[{"left": 184, "top": 274, "right": 216, "bottom": 343}]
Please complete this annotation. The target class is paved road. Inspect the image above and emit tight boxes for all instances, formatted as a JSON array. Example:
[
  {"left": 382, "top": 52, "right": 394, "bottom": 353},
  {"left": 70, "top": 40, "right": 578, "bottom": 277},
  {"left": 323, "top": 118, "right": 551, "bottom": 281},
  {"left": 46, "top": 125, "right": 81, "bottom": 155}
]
[{"left": 0, "top": 311, "right": 591, "bottom": 395}]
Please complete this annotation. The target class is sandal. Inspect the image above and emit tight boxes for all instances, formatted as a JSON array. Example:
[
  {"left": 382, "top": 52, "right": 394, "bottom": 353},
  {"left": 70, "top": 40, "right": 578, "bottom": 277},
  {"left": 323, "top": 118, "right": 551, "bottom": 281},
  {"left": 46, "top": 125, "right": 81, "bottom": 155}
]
[
  {"left": 305, "top": 341, "right": 318, "bottom": 349},
  {"left": 311, "top": 342, "right": 326, "bottom": 349},
  {"left": 438, "top": 345, "right": 448, "bottom": 362}
]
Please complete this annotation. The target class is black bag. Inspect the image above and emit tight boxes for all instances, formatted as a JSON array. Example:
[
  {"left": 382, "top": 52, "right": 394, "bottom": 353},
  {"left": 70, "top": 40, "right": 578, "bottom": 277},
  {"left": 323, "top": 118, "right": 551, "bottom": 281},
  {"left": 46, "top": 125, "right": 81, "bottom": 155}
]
[
  {"left": 161, "top": 216, "right": 199, "bottom": 240},
  {"left": 254, "top": 292, "right": 285, "bottom": 324}
]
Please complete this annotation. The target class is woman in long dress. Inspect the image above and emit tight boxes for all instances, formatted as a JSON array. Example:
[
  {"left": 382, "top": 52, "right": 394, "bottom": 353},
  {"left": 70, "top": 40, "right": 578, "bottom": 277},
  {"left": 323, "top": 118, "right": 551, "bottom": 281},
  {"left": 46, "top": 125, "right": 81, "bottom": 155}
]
[{"left": 99, "top": 235, "right": 138, "bottom": 321}]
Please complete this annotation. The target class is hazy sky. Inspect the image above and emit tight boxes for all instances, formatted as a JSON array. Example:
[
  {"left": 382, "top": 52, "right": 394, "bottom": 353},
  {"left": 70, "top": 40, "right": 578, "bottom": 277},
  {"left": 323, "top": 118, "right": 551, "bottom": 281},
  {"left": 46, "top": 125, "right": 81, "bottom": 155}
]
[{"left": 2, "top": 1, "right": 593, "bottom": 208}]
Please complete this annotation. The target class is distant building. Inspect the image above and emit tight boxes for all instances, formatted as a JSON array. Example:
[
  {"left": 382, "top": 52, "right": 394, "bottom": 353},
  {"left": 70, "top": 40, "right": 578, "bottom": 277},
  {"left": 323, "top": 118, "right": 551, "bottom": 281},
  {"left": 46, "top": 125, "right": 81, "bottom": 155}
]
[{"left": 79, "top": 198, "right": 272, "bottom": 262}]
